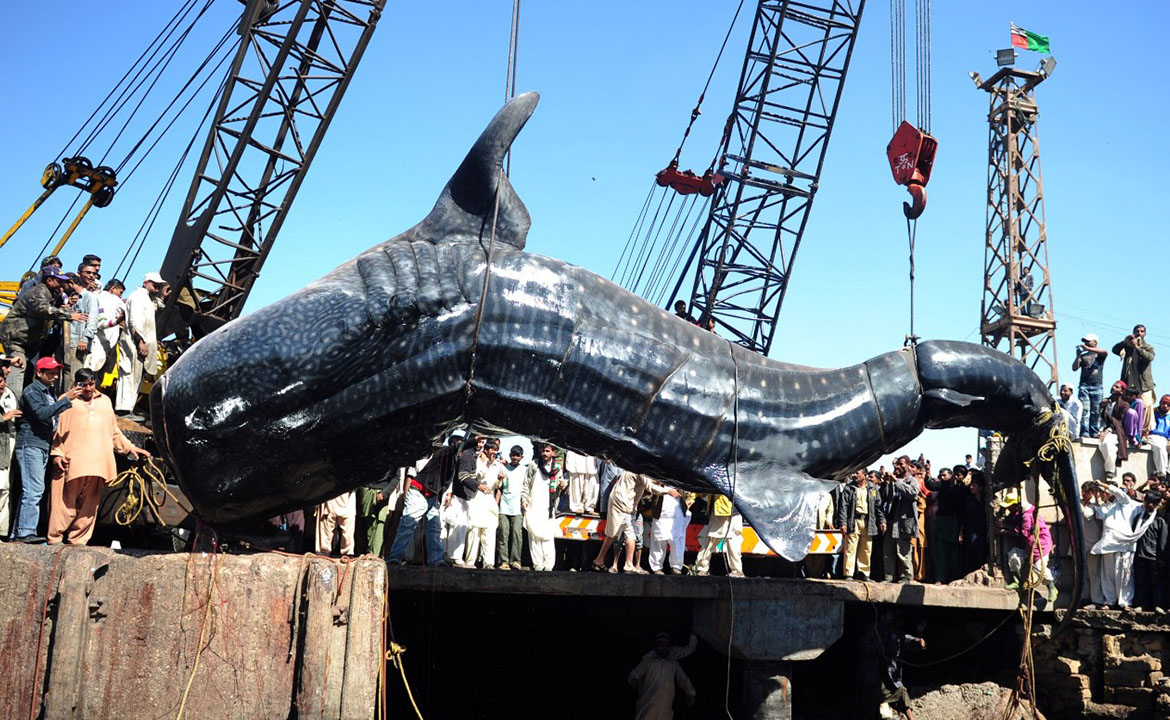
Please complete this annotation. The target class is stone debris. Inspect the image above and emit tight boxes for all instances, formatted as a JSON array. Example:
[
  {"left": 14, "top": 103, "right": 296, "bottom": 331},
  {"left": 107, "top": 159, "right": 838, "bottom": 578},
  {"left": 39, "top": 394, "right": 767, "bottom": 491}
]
[{"left": 907, "top": 681, "right": 1046, "bottom": 720}]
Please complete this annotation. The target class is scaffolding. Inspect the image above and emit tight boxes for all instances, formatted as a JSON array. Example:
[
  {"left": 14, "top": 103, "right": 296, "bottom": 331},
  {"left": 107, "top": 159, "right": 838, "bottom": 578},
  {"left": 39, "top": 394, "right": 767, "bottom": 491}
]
[{"left": 977, "top": 66, "right": 1057, "bottom": 389}]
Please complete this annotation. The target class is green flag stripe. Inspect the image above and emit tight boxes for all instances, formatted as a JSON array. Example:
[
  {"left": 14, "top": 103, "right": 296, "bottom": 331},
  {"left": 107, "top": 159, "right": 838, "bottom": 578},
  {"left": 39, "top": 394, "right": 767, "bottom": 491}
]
[{"left": 1024, "top": 29, "right": 1050, "bottom": 53}]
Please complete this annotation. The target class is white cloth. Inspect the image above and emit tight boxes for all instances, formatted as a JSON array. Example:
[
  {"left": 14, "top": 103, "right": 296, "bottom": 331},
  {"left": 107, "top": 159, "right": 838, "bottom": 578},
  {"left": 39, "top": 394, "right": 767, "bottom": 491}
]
[
  {"left": 468, "top": 456, "right": 503, "bottom": 529},
  {"left": 1098, "top": 433, "right": 1120, "bottom": 476},
  {"left": 314, "top": 491, "right": 356, "bottom": 555},
  {"left": 1150, "top": 434, "right": 1168, "bottom": 477},
  {"left": 1091, "top": 485, "right": 1153, "bottom": 555},
  {"left": 445, "top": 495, "right": 471, "bottom": 564},
  {"left": 523, "top": 464, "right": 557, "bottom": 571},
  {"left": 694, "top": 514, "right": 743, "bottom": 574},
  {"left": 115, "top": 287, "right": 158, "bottom": 412},
  {"left": 122, "top": 286, "right": 159, "bottom": 374},
  {"left": 1100, "top": 551, "right": 1134, "bottom": 607},
  {"left": 1059, "top": 397, "right": 1083, "bottom": 439},
  {"left": 0, "top": 386, "right": 16, "bottom": 537},
  {"left": 1080, "top": 503, "right": 1105, "bottom": 604},
  {"left": 565, "top": 451, "right": 599, "bottom": 513},
  {"left": 628, "top": 654, "right": 695, "bottom": 720},
  {"left": 84, "top": 290, "right": 125, "bottom": 374},
  {"left": 649, "top": 493, "right": 689, "bottom": 572}
]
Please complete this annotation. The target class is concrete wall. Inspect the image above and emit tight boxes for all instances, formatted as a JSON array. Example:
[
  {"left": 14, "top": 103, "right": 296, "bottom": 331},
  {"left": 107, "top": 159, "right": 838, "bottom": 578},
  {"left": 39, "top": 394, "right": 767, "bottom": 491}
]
[{"left": 0, "top": 544, "right": 385, "bottom": 720}]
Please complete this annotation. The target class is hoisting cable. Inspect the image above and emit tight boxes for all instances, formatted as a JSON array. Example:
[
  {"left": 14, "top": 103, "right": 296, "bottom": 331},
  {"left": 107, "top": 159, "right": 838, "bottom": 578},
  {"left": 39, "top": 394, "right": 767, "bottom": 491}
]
[
  {"left": 503, "top": 0, "right": 520, "bottom": 176},
  {"left": 56, "top": 0, "right": 201, "bottom": 161},
  {"left": 670, "top": 0, "right": 746, "bottom": 165},
  {"left": 905, "top": 215, "right": 917, "bottom": 346},
  {"left": 114, "top": 59, "right": 229, "bottom": 281},
  {"left": 610, "top": 185, "right": 656, "bottom": 281},
  {"left": 79, "top": 0, "right": 212, "bottom": 161},
  {"left": 630, "top": 192, "right": 696, "bottom": 296},
  {"left": 890, "top": 0, "right": 933, "bottom": 346},
  {"left": 25, "top": 193, "right": 85, "bottom": 275},
  {"left": 98, "top": 0, "right": 218, "bottom": 172},
  {"left": 647, "top": 195, "right": 706, "bottom": 306},
  {"left": 114, "top": 22, "right": 237, "bottom": 180},
  {"left": 616, "top": 0, "right": 743, "bottom": 296}
]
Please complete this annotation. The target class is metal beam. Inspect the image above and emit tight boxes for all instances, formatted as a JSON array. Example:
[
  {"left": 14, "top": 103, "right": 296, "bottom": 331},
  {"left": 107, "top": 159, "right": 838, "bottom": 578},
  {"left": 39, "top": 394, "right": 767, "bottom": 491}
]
[
  {"left": 670, "top": 0, "right": 866, "bottom": 356},
  {"left": 159, "top": 0, "right": 384, "bottom": 339}
]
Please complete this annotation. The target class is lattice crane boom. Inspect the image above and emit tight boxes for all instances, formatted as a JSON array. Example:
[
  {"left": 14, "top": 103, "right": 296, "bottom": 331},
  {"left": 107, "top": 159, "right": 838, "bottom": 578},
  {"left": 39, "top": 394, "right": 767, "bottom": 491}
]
[
  {"left": 159, "top": 0, "right": 384, "bottom": 338},
  {"left": 669, "top": 0, "right": 866, "bottom": 355}
]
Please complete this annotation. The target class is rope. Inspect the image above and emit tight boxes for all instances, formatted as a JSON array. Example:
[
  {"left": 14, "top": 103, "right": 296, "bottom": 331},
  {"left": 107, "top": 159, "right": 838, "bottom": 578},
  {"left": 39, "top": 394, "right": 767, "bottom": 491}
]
[
  {"left": 723, "top": 335, "right": 740, "bottom": 720},
  {"left": 904, "top": 215, "right": 917, "bottom": 346},
  {"left": 106, "top": 458, "right": 183, "bottom": 526},
  {"left": 463, "top": 167, "right": 505, "bottom": 407},
  {"left": 503, "top": 0, "right": 520, "bottom": 176},
  {"left": 175, "top": 550, "right": 218, "bottom": 720},
  {"left": 672, "top": 0, "right": 746, "bottom": 165},
  {"left": 611, "top": 183, "right": 657, "bottom": 282},
  {"left": 890, "top": 0, "right": 906, "bottom": 133}
]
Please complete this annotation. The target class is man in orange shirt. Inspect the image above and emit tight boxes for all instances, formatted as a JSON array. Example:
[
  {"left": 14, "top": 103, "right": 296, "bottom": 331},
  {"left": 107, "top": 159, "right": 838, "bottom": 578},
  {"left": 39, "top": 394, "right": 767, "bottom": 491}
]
[{"left": 49, "top": 368, "right": 150, "bottom": 545}]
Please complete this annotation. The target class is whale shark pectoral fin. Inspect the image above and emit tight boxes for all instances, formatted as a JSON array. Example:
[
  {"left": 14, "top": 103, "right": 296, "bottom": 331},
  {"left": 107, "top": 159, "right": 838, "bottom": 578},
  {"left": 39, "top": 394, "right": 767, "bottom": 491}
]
[
  {"left": 420, "top": 92, "right": 539, "bottom": 251},
  {"left": 699, "top": 460, "right": 836, "bottom": 562},
  {"left": 924, "top": 388, "right": 985, "bottom": 407}
]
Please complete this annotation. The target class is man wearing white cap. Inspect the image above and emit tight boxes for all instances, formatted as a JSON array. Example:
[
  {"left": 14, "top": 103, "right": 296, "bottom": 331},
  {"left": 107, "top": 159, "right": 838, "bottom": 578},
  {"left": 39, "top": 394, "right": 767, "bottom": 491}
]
[
  {"left": 1073, "top": 333, "right": 1108, "bottom": 437},
  {"left": 115, "top": 272, "right": 164, "bottom": 420}
]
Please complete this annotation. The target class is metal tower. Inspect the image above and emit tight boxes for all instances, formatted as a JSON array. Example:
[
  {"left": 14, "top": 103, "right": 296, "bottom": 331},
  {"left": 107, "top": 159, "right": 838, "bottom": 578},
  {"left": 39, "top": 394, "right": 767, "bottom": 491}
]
[
  {"left": 668, "top": 0, "right": 866, "bottom": 355},
  {"left": 976, "top": 66, "right": 1057, "bottom": 389},
  {"left": 159, "top": 0, "right": 384, "bottom": 338}
]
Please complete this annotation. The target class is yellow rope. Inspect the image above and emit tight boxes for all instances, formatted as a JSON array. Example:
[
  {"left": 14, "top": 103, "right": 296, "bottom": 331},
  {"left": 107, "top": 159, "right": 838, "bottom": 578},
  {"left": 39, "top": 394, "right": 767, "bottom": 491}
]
[
  {"left": 106, "top": 458, "right": 180, "bottom": 526},
  {"left": 386, "top": 641, "right": 425, "bottom": 720}
]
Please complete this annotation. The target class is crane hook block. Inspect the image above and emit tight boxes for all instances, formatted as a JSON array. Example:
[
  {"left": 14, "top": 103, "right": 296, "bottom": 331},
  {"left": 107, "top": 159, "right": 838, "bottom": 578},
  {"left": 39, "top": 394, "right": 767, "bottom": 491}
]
[
  {"left": 655, "top": 161, "right": 725, "bottom": 197},
  {"left": 886, "top": 121, "right": 937, "bottom": 219}
]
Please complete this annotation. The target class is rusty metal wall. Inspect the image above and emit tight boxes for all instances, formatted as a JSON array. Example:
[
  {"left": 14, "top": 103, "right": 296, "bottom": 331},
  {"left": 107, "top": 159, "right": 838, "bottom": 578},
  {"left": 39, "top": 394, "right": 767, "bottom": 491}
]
[{"left": 0, "top": 544, "right": 385, "bottom": 720}]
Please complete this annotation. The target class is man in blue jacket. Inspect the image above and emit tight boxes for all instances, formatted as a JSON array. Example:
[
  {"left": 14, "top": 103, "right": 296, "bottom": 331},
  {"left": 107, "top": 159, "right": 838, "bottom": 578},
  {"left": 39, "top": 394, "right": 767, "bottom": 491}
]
[{"left": 10, "top": 357, "right": 81, "bottom": 543}]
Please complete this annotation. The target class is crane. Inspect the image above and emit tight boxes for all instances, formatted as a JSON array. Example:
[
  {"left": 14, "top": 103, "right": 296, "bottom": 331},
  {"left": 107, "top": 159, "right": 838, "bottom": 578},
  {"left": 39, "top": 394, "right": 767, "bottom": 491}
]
[
  {"left": 157, "top": 0, "right": 384, "bottom": 340},
  {"left": 667, "top": 0, "right": 867, "bottom": 356}
]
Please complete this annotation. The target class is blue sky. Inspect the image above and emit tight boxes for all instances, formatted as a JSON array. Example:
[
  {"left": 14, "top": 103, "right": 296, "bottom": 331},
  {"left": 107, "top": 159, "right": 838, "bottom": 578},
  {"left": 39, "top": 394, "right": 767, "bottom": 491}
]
[{"left": 3, "top": 1, "right": 1167, "bottom": 469}]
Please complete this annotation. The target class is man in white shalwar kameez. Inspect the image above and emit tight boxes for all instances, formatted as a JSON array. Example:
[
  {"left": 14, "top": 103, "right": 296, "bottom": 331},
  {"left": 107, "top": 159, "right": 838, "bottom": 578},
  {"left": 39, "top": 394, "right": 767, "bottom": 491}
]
[
  {"left": 628, "top": 633, "right": 695, "bottom": 720},
  {"left": 564, "top": 449, "right": 599, "bottom": 514},
  {"left": 648, "top": 486, "right": 690, "bottom": 574},
  {"left": 464, "top": 439, "right": 504, "bottom": 568},
  {"left": 1092, "top": 481, "right": 1156, "bottom": 608}
]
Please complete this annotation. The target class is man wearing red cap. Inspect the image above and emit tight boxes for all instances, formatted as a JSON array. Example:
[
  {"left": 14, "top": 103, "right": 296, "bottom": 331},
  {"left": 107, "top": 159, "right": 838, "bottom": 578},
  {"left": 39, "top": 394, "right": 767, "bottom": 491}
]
[
  {"left": 10, "top": 357, "right": 82, "bottom": 542},
  {"left": 49, "top": 368, "right": 150, "bottom": 545}
]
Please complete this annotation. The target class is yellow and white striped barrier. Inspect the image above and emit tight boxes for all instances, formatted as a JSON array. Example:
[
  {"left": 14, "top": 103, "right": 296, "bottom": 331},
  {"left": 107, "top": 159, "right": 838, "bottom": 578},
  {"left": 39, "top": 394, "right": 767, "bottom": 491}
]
[{"left": 555, "top": 513, "right": 842, "bottom": 556}]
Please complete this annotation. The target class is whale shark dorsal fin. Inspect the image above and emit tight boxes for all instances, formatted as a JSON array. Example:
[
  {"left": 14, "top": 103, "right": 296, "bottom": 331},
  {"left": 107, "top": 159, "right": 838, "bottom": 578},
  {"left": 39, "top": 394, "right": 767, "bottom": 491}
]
[{"left": 419, "top": 92, "right": 539, "bottom": 250}]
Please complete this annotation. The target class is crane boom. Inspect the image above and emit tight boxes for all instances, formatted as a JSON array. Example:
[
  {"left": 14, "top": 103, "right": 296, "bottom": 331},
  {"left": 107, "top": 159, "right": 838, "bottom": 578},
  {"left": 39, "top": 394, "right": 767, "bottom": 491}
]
[
  {"left": 669, "top": 0, "right": 865, "bottom": 355},
  {"left": 159, "top": 0, "right": 384, "bottom": 338}
]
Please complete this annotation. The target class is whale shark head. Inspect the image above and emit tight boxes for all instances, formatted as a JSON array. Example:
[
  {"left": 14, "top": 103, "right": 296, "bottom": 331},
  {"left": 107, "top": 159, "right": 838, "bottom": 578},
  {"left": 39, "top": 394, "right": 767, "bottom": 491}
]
[{"left": 417, "top": 91, "right": 539, "bottom": 251}]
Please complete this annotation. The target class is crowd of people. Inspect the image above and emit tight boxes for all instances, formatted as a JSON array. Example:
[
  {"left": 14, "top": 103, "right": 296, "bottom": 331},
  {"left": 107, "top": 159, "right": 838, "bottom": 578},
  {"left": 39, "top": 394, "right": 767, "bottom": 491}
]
[
  {"left": 0, "top": 254, "right": 159, "bottom": 544},
  {"left": 300, "top": 424, "right": 1014, "bottom": 593}
]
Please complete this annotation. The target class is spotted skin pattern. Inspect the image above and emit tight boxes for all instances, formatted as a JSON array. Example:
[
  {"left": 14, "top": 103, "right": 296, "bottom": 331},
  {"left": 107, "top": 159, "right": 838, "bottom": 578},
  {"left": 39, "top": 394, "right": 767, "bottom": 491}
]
[{"left": 153, "top": 93, "right": 1083, "bottom": 584}]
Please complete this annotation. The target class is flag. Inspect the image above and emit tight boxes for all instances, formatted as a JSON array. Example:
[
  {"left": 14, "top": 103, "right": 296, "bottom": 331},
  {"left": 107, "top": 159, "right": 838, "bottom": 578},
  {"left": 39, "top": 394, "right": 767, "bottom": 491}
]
[{"left": 1011, "top": 23, "right": 1050, "bottom": 53}]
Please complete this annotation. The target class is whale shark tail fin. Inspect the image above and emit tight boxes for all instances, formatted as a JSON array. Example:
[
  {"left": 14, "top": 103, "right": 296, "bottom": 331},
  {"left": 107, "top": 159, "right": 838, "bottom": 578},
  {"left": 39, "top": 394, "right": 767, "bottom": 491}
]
[
  {"left": 420, "top": 91, "right": 539, "bottom": 251},
  {"left": 700, "top": 460, "right": 837, "bottom": 562}
]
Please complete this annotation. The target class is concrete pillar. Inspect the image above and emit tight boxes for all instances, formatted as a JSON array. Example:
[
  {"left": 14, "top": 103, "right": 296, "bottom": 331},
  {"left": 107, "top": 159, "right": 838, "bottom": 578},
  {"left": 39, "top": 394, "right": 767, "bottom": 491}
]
[{"left": 743, "top": 661, "right": 792, "bottom": 720}]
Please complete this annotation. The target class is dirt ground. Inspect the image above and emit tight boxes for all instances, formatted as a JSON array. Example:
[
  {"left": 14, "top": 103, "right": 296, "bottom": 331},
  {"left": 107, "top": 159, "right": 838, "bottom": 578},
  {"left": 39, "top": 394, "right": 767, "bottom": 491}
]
[{"left": 906, "top": 682, "right": 1046, "bottom": 720}]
